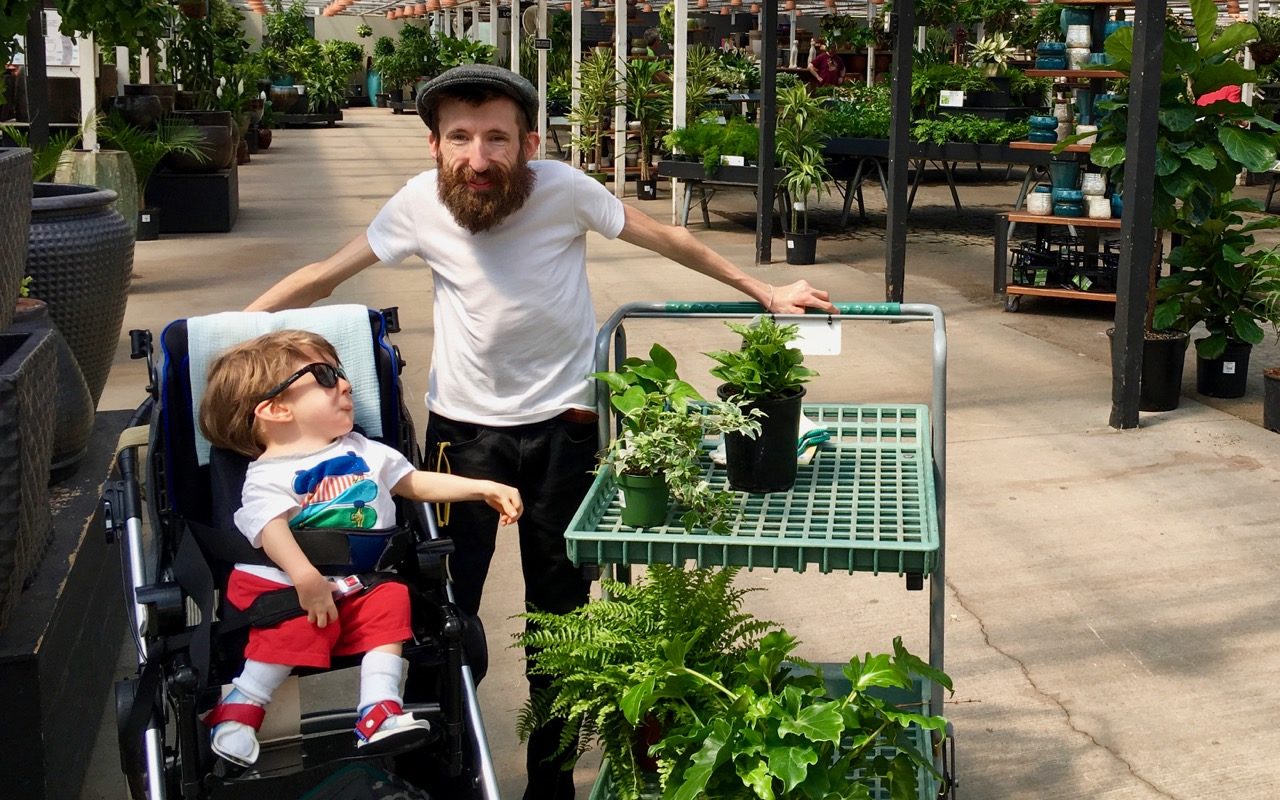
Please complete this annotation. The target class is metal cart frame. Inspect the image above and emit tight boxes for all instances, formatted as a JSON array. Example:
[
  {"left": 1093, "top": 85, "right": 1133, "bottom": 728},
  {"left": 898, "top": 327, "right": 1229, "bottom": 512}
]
[{"left": 576, "top": 300, "right": 950, "bottom": 793}]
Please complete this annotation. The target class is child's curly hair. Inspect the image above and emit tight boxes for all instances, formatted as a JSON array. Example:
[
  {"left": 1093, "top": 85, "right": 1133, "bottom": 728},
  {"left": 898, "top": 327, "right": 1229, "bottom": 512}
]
[{"left": 198, "top": 330, "right": 341, "bottom": 458}]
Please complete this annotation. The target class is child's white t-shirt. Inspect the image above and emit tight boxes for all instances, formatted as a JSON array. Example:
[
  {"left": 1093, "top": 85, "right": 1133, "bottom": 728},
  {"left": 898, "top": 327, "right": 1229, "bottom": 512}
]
[
  {"left": 365, "top": 159, "right": 626, "bottom": 426},
  {"left": 232, "top": 432, "right": 416, "bottom": 585}
]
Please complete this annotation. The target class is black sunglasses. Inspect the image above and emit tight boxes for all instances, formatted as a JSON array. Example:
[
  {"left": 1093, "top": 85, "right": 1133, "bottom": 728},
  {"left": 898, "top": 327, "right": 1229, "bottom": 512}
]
[{"left": 260, "top": 362, "right": 347, "bottom": 401}]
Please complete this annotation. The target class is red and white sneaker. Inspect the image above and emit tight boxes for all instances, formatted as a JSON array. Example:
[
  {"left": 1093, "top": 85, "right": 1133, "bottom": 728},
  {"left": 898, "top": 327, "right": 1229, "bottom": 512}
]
[{"left": 354, "top": 700, "right": 431, "bottom": 754}]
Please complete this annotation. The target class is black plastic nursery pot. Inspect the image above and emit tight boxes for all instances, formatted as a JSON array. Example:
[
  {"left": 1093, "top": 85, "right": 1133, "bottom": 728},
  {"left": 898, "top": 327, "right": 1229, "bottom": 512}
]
[
  {"left": 636, "top": 179, "right": 658, "bottom": 200},
  {"left": 717, "top": 385, "right": 805, "bottom": 494},
  {"left": 1196, "top": 339, "right": 1252, "bottom": 399},
  {"left": 1263, "top": 368, "right": 1280, "bottom": 433},
  {"left": 137, "top": 207, "right": 160, "bottom": 241},
  {"left": 1107, "top": 328, "right": 1189, "bottom": 412},
  {"left": 785, "top": 231, "right": 817, "bottom": 265},
  {"left": 615, "top": 472, "right": 669, "bottom": 528}
]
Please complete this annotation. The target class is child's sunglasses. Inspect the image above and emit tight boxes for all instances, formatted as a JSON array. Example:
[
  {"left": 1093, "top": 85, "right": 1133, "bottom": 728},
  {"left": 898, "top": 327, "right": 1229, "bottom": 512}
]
[{"left": 260, "top": 362, "right": 347, "bottom": 401}]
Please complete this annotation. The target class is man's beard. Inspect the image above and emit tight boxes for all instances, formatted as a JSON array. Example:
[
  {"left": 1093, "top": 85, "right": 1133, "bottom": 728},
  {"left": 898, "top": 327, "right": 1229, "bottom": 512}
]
[{"left": 438, "top": 154, "right": 536, "bottom": 234}]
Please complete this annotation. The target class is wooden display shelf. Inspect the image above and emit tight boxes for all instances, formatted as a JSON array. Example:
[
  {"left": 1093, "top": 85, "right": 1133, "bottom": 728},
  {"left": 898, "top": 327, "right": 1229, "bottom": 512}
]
[
  {"left": 1005, "top": 285, "right": 1117, "bottom": 303},
  {"left": 1009, "top": 141, "right": 1093, "bottom": 153},
  {"left": 1005, "top": 211, "right": 1121, "bottom": 228},
  {"left": 1026, "top": 69, "right": 1127, "bottom": 79}
]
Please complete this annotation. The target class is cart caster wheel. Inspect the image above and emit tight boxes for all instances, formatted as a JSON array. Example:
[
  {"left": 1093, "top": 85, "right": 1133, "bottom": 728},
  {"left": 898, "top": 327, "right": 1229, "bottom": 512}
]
[{"left": 1004, "top": 295, "right": 1021, "bottom": 312}]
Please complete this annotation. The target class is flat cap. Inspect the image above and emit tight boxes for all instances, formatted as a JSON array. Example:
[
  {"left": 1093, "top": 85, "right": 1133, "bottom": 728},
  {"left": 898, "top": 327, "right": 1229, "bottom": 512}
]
[{"left": 416, "top": 65, "right": 539, "bottom": 130}]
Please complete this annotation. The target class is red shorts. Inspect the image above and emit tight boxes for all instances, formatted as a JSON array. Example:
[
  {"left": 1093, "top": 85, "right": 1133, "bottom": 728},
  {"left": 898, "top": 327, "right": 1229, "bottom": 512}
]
[{"left": 226, "top": 570, "right": 413, "bottom": 669}]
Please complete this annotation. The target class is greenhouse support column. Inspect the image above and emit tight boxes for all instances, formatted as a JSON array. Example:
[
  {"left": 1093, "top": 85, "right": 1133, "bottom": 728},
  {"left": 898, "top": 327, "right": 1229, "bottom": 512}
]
[
  {"left": 613, "top": 0, "right": 626, "bottom": 198},
  {"left": 788, "top": 12, "right": 796, "bottom": 68},
  {"left": 490, "top": 0, "right": 499, "bottom": 48},
  {"left": 140, "top": 47, "right": 152, "bottom": 83},
  {"left": 115, "top": 47, "right": 130, "bottom": 94},
  {"left": 671, "top": 0, "right": 688, "bottom": 224},
  {"left": 1109, "top": 0, "right": 1165, "bottom": 430},
  {"left": 23, "top": 2, "right": 48, "bottom": 149},
  {"left": 537, "top": 0, "right": 548, "bottom": 160},
  {"left": 755, "top": 0, "right": 778, "bottom": 264},
  {"left": 571, "top": 0, "right": 581, "bottom": 169},
  {"left": 511, "top": 0, "right": 520, "bottom": 76},
  {"left": 78, "top": 35, "right": 97, "bottom": 151},
  {"left": 1244, "top": 0, "right": 1258, "bottom": 106},
  {"left": 865, "top": 1, "right": 875, "bottom": 86},
  {"left": 885, "top": 0, "right": 915, "bottom": 301}
]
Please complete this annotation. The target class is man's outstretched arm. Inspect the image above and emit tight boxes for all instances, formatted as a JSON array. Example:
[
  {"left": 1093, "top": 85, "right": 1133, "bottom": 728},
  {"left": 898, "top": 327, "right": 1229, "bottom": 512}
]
[
  {"left": 616, "top": 205, "right": 837, "bottom": 314},
  {"left": 245, "top": 233, "right": 382, "bottom": 312}
]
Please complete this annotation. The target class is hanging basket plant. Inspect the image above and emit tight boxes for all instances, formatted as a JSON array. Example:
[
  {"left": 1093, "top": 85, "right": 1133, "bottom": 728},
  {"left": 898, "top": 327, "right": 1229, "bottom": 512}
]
[{"left": 55, "top": 0, "right": 170, "bottom": 53}]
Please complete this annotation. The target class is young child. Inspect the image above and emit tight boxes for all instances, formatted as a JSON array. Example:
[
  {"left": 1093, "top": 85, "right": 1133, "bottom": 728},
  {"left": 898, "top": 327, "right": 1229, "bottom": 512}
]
[{"left": 197, "top": 329, "right": 522, "bottom": 767}]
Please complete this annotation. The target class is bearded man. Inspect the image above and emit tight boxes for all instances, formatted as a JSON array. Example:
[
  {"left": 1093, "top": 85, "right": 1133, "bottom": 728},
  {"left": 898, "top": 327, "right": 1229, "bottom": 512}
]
[{"left": 247, "top": 65, "right": 834, "bottom": 799}]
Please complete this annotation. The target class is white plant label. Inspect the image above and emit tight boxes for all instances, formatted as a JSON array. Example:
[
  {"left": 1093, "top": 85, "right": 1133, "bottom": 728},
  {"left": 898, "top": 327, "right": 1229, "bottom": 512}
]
[
  {"left": 792, "top": 316, "right": 842, "bottom": 356},
  {"left": 1223, "top": 362, "right": 1236, "bottom": 374},
  {"left": 141, "top": 214, "right": 152, "bottom": 222},
  {"left": 939, "top": 90, "right": 965, "bottom": 108},
  {"left": 721, "top": 155, "right": 745, "bottom": 167}
]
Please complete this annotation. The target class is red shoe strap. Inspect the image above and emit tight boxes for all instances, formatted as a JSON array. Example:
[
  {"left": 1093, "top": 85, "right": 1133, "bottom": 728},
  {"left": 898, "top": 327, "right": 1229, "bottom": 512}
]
[
  {"left": 355, "top": 700, "right": 404, "bottom": 742},
  {"left": 205, "top": 702, "right": 266, "bottom": 731}
]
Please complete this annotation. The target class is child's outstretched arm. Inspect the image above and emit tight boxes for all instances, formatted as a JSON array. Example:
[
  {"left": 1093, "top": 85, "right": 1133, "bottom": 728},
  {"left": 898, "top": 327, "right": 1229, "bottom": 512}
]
[
  {"left": 260, "top": 516, "right": 339, "bottom": 627},
  {"left": 393, "top": 472, "right": 524, "bottom": 526}
]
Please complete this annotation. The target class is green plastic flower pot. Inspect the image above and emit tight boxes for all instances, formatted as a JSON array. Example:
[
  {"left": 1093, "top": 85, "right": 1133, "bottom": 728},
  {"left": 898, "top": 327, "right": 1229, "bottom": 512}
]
[{"left": 615, "top": 472, "right": 669, "bottom": 528}]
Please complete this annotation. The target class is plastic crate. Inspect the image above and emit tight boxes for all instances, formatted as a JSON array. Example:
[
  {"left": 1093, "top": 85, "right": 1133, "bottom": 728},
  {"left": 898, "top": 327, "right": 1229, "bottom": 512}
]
[
  {"left": 588, "top": 675, "right": 943, "bottom": 800},
  {"left": 564, "top": 404, "right": 939, "bottom": 576}
]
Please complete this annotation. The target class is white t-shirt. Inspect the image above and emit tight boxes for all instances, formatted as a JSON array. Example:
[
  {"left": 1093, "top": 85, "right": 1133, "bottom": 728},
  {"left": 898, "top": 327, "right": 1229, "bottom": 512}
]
[
  {"left": 232, "top": 433, "right": 416, "bottom": 585},
  {"left": 366, "top": 159, "right": 626, "bottom": 426}
]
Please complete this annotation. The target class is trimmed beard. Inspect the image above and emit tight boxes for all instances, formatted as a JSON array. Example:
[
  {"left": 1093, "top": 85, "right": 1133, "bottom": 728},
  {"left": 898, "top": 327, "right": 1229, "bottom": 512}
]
[{"left": 437, "top": 152, "right": 537, "bottom": 234}]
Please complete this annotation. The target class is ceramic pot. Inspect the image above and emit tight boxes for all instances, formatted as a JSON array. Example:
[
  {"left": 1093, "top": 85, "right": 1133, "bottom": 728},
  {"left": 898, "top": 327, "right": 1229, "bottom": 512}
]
[
  {"left": 1111, "top": 193, "right": 1123, "bottom": 218},
  {"left": 0, "top": 147, "right": 31, "bottom": 333},
  {"left": 1048, "top": 160, "right": 1080, "bottom": 189},
  {"left": 1053, "top": 102, "right": 1073, "bottom": 122},
  {"left": 123, "top": 83, "right": 176, "bottom": 114},
  {"left": 1081, "top": 173, "right": 1106, "bottom": 196},
  {"left": 110, "top": 94, "right": 163, "bottom": 129},
  {"left": 1068, "top": 47, "right": 1091, "bottom": 70},
  {"left": 25, "top": 183, "right": 134, "bottom": 406},
  {"left": 1060, "top": 6, "right": 1093, "bottom": 34},
  {"left": 1076, "top": 124, "right": 1098, "bottom": 145},
  {"left": 1065, "top": 25, "right": 1092, "bottom": 49},
  {"left": 165, "top": 110, "right": 235, "bottom": 173},
  {"left": 1056, "top": 122, "right": 1074, "bottom": 143},
  {"left": 1085, "top": 195, "right": 1111, "bottom": 219},
  {"left": 53, "top": 149, "right": 140, "bottom": 238},
  {"left": 1027, "top": 190, "right": 1052, "bottom": 215}
]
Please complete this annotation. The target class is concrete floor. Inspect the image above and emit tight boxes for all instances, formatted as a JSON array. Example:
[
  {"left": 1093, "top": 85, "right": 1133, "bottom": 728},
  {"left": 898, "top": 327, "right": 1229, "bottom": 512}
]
[{"left": 79, "top": 107, "right": 1280, "bottom": 799}]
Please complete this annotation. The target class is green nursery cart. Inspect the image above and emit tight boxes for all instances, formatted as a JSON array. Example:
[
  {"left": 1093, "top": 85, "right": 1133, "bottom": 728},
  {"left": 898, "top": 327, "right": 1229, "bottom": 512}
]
[{"left": 565, "top": 301, "right": 953, "bottom": 799}]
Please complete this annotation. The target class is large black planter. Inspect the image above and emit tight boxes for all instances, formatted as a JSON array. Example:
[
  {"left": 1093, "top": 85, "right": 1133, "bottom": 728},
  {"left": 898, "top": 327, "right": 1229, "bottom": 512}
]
[
  {"left": 0, "top": 148, "right": 32, "bottom": 332},
  {"left": 1107, "top": 329, "right": 1189, "bottom": 411},
  {"left": 11, "top": 299, "right": 94, "bottom": 480},
  {"left": 1264, "top": 368, "right": 1280, "bottom": 432},
  {"left": 1196, "top": 339, "right": 1252, "bottom": 399},
  {"left": 717, "top": 385, "right": 806, "bottom": 493},
  {"left": 26, "top": 182, "right": 134, "bottom": 407},
  {"left": 0, "top": 327, "right": 56, "bottom": 630}
]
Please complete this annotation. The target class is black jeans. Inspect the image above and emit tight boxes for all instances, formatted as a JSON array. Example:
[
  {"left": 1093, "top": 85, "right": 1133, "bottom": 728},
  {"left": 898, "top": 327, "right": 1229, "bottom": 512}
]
[{"left": 425, "top": 411, "right": 598, "bottom": 800}]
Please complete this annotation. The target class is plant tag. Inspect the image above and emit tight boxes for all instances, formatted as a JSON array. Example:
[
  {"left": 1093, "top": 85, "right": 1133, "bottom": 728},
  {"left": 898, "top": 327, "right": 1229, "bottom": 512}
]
[
  {"left": 1223, "top": 361, "right": 1236, "bottom": 374},
  {"left": 141, "top": 214, "right": 152, "bottom": 222},
  {"left": 715, "top": 115, "right": 727, "bottom": 124},
  {"left": 1035, "top": 269, "right": 1048, "bottom": 286},
  {"left": 786, "top": 239, "right": 794, "bottom": 249},
  {"left": 534, "top": 38, "right": 552, "bottom": 50},
  {"left": 939, "top": 90, "right": 965, "bottom": 108},
  {"left": 721, "top": 155, "right": 745, "bottom": 167},
  {"left": 617, "top": 489, "right": 626, "bottom": 508},
  {"left": 791, "top": 316, "right": 841, "bottom": 356}
]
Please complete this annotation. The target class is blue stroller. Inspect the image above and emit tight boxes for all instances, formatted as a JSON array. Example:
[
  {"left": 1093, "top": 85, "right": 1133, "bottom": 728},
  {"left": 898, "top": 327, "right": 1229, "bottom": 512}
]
[{"left": 104, "top": 306, "right": 502, "bottom": 799}]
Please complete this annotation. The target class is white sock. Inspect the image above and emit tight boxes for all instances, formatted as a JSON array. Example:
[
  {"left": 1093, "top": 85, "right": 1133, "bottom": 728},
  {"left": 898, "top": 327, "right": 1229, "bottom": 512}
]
[
  {"left": 212, "top": 660, "right": 291, "bottom": 765},
  {"left": 358, "top": 650, "right": 405, "bottom": 715}
]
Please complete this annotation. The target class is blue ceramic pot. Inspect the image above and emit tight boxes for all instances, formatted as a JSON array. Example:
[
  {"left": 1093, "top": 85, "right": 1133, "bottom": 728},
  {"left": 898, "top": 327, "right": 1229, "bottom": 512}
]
[
  {"left": 1028, "top": 115, "right": 1059, "bottom": 129},
  {"left": 1104, "top": 20, "right": 1132, "bottom": 40},
  {"left": 1036, "top": 57, "right": 1068, "bottom": 70},
  {"left": 1052, "top": 188, "right": 1084, "bottom": 203},
  {"left": 1061, "top": 7, "right": 1094, "bottom": 34},
  {"left": 1048, "top": 160, "right": 1081, "bottom": 189},
  {"left": 1111, "top": 194, "right": 1123, "bottom": 217},
  {"left": 1028, "top": 130, "right": 1059, "bottom": 144},
  {"left": 1037, "top": 41, "right": 1067, "bottom": 55},
  {"left": 1034, "top": 184, "right": 1052, "bottom": 193},
  {"left": 1054, "top": 202, "right": 1084, "bottom": 217}
]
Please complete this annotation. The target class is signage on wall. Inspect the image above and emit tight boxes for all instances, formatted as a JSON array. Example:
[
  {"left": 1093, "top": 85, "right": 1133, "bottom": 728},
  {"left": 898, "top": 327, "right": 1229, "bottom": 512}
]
[
  {"left": 499, "top": 6, "right": 512, "bottom": 17},
  {"left": 533, "top": 38, "right": 552, "bottom": 50}
]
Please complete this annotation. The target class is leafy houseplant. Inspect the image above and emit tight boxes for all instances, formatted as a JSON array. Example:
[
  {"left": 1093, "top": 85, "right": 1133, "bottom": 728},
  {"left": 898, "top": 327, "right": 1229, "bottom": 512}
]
[
  {"left": 707, "top": 317, "right": 818, "bottom": 494},
  {"left": 593, "top": 343, "right": 760, "bottom": 532},
  {"left": 570, "top": 47, "right": 617, "bottom": 174},
  {"left": 517, "top": 565, "right": 776, "bottom": 800},
  {"left": 1250, "top": 13, "right": 1280, "bottom": 65},
  {"left": 97, "top": 111, "right": 206, "bottom": 238},
  {"left": 775, "top": 81, "right": 832, "bottom": 264},
  {"left": 968, "top": 32, "right": 1016, "bottom": 77},
  {"left": 0, "top": 124, "right": 82, "bottom": 182},
  {"left": 644, "top": 632, "right": 952, "bottom": 800},
  {"left": 661, "top": 117, "right": 759, "bottom": 176},
  {"left": 622, "top": 58, "right": 671, "bottom": 197}
]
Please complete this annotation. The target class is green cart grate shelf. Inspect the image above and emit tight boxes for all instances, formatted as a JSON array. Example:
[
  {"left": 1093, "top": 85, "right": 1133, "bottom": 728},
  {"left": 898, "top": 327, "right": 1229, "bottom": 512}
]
[{"left": 565, "top": 404, "right": 939, "bottom": 576}]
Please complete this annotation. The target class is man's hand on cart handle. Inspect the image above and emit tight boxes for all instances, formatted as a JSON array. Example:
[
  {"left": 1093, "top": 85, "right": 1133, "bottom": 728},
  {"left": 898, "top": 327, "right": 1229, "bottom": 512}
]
[{"left": 767, "top": 281, "right": 838, "bottom": 315}]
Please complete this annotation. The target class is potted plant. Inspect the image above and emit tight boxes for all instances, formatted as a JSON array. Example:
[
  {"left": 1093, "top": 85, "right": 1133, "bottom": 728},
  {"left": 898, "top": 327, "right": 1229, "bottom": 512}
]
[
  {"left": 968, "top": 32, "right": 1017, "bottom": 78},
  {"left": 707, "top": 317, "right": 818, "bottom": 494},
  {"left": 570, "top": 47, "right": 617, "bottom": 176},
  {"left": 98, "top": 111, "right": 207, "bottom": 240},
  {"left": 1152, "top": 199, "right": 1280, "bottom": 398},
  {"left": 1251, "top": 13, "right": 1280, "bottom": 66},
  {"left": 622, "top": 58, "right": 670, "bottom": 200},
  {"left": 775, "top": 81, "right": 832, "bottom": 266},
  {"left": 593, "top": 343, "right": 760, "bottom": 531},
  {"left": 517, "top": 565, "right": 777, "bottom": 800},
  {"left": 1082, "top": 0, "right": 1280, "bottom": 410}
]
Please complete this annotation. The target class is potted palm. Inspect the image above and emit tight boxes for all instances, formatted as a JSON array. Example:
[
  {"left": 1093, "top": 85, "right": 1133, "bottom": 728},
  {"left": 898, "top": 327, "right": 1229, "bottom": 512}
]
[
  {"left": 622, "top": 58, "right": 670, "bottom": 200},
  {"left": 775, "top": 81, "right": 831, "bottom": 265},
  {"left": 98, "top": 111, "right": 207, "bottom": 240},
  {"left": 1082, "top": 0, "right": 1280, "bottom": 410},
  {"left": 707, "top": 317, "right": 817, "bottom": 494},
  {"left": 593, "top": 343, "right": 760, "bottom": 530}
]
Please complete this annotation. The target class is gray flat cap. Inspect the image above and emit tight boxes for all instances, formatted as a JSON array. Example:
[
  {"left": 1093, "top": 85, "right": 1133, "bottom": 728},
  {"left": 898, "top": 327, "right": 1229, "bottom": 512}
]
[{"left": 416, "top": 65, "right": 539, "bottom": 130}]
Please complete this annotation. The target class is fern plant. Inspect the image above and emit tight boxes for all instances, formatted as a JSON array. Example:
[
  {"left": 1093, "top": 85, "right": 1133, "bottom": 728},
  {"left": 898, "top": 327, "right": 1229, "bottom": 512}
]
[
  {"left": 517, "top": 566, "right": 775, "bottom": 800},
  {"left": 0, "top": 123, "right": 83, "bottom": 182}
]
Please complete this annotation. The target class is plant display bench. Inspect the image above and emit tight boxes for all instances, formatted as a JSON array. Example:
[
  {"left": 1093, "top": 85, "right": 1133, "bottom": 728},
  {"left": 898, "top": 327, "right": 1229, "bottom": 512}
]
[
  {"left": 568, "top": 301, "right": 952, "bottom": 799},
  {"left": 656, "top": 160, "right": 787, "bottom": 228},
  {"left": 994, "top": 212, "right": 1122, "bottom": 311},
  {"left": 278, "top": 109, "right": 343, "bottom": 128}
]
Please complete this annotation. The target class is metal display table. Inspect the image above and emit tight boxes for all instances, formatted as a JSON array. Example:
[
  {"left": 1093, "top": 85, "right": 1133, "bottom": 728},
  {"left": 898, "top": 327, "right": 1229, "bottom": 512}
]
[{"left": 570, "top": 300, "right": 951, "bottom": 798}]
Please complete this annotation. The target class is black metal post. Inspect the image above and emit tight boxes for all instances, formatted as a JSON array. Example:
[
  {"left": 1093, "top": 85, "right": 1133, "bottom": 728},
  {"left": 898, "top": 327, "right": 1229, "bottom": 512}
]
[
  {"left": 755, "top": 0, "right": 778, "bottom": 264},
  {"left": 884, "top": 0, "right": 915, "bottom": 302},
  {"left": 23, "top": 2, "right": 49, "bottom": 149},
  {"left": 1110, "top": 0, "right": 1166, "bottom": 429}
]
